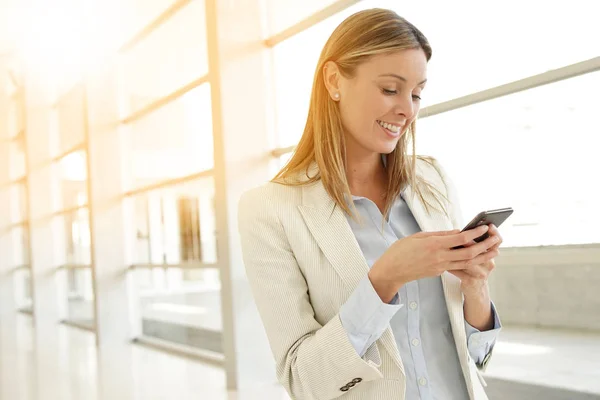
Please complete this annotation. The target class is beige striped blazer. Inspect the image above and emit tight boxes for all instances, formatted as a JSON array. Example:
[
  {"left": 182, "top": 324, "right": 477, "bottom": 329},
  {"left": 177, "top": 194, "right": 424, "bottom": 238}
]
[{"left": 238, "top": 157, "right": 492, "bottom": 400}]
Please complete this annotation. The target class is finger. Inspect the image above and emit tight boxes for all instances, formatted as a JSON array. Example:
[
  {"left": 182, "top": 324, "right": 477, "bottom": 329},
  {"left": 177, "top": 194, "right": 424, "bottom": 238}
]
[
  {"left": 439, "top": 225, "right": 490, "bottom": 250},
  {"left": 451, "top": 248, "right": 499, "bottom": 271},
  {"left": 488, "top": 225, "right": 503, "bottom": 247},
  {"left": 445, "top": 234, "right": 501, "bottom": 262},
  {"left": 415, "top": 229, "right": 460, "bottom": 238}
]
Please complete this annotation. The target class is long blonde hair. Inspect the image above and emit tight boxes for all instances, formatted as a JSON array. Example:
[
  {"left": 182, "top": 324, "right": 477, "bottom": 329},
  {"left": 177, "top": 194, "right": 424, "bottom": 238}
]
[{"left": 273, "top": 8, "right": 446, "bottom": 220}]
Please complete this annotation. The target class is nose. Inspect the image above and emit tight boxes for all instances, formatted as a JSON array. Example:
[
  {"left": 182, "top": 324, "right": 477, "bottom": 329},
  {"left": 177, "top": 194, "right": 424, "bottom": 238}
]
[{"left": 394, "top": 94, "right": 415, "bottom": 120}]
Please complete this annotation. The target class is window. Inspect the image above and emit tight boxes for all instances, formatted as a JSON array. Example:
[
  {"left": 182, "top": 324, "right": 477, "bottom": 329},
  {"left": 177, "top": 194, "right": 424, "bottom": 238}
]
[
  {"left": 123, "top": 84, "right": 214, "bottom": 191},
  {"left": 417, "top": 71, "right": 600, "bottom": 247},
  {"left": 129, "top": 175, "right": 221, "bottom": 353},
  {"left": 262, "top": 0, "right": 350, "bottom": 37},
  {"left": 268, "top": 0, "right": 600, "bottom": 147},
  {"left": 9, "top": 226, "right": 30, "bottom": 266},
  {"left": 270, "top": 3, "right": 367, "bottom": 148},
  {"left": 129, "top": 176, "right": 217, "bottom": 265},
  {"left": 13, "top": 267, "right": 33, "bottom": 313},
  {"left": 55, "top": 150, "right": 88, "bottom": 211},
  {"left": 52, "top": 208, "right": 92, "bottom": 265},
  {"left": 59, "top": 267, "right": 95, "bottom": 328},
  {"left": 267, "top": 0, "right": 599, "bottom": 247},
  {"left": 8, "top": 182, "right": 28, "bottom": 224},
  {"left": 55, "top": 83, "right": 86, "bottom": 154},
  {"left": 8, "top": 136, "right": 26, "bottom": 181},
  {"left": 120, "top": 0, "right": 208, "bottom": 116}
]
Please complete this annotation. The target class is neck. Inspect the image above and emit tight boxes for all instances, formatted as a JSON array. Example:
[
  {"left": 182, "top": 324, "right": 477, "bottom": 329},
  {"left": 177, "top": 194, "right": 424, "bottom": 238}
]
[{"left": 345, "top": 140, "right": 387, "bottom": 194}]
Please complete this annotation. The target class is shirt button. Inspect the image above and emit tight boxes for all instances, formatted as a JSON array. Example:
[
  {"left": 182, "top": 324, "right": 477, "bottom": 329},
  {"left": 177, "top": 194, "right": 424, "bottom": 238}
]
[
  {"left": 409, "top": 302, "right": 418, "bottom": 310},
  {"left": 419, "top": 377, "right": 428, "bottom": 386},
  {"left": 411, "top": 338, "right": 420, "bottom": 347}
]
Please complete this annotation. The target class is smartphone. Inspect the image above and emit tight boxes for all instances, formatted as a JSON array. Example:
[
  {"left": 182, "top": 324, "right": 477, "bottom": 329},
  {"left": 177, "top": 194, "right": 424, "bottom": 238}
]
[{"left": 452, "top": 207, "right": 514, "bottom": 249}]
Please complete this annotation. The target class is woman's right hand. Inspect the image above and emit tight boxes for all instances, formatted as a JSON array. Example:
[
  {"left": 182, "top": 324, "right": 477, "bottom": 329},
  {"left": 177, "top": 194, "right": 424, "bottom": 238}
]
[{"left": 368, "top": 225, "right": 500, "bottom": 303}]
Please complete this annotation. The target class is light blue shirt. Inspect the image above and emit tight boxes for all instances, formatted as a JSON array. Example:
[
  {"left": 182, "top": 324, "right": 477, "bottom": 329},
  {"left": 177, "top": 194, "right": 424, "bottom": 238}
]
[{"left": 340, "top": 193, "right": 501, "bottom": 400}]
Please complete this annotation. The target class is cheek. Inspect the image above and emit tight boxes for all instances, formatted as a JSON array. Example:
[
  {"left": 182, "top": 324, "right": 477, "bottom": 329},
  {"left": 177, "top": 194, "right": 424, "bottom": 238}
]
[{"left": 340, "top": 98, "right": 372, "bottom": 130}]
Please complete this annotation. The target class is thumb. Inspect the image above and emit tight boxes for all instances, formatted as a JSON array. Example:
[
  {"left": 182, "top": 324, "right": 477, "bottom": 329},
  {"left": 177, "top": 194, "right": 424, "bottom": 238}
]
[{"left": 415, "top": 229, "right": 460, "bottom": 237}]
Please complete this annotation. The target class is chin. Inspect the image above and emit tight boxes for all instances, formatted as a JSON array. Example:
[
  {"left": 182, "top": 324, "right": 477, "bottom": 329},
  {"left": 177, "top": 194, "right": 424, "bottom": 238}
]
[{"left": 375, "top": 140, "right": 400, "bottom": 155}]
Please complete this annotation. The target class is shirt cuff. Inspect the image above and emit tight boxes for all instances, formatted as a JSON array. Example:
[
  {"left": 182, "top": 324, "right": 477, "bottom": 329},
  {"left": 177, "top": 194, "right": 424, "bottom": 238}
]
[
  {"left": 465, "top": 301, "right": 502, "bottom": 365},
  {"left": 339, "top": 275, "right": 403, "bottom": 357}
]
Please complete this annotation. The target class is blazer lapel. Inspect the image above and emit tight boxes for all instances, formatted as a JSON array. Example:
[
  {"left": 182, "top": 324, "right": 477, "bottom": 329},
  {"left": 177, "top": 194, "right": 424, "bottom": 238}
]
[
  {"left": 297, "top": 179, "right": 406, "bottom": 375},
  {"left": 297, "top": 180, "right": 368, "bottom": 298},
  {"left": 404, "top": 173, "right": 474, "bottom": 398}
]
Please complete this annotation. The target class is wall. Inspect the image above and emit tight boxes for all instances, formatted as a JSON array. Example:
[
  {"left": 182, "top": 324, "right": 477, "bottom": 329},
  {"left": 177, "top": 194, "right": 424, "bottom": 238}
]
[{"left": 490, "top": 244, "right": 600, "bottom": 332}]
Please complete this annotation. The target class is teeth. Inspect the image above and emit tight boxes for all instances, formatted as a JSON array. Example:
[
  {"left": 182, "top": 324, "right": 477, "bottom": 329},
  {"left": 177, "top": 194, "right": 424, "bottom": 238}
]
[{"left": 377, "top": 120, "right": 401, "bottom": 133}]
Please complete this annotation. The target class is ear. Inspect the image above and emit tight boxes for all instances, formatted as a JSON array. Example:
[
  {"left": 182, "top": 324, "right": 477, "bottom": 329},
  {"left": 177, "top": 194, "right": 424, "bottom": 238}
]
[{"left": 323, "top": 61, "right": 341, "bottom": 101}]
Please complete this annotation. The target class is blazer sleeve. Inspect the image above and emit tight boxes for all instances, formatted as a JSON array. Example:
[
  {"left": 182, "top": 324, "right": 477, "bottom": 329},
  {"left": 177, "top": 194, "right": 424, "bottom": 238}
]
[{"left": 238, "top": 187, "right": 385, "bottom": 400}]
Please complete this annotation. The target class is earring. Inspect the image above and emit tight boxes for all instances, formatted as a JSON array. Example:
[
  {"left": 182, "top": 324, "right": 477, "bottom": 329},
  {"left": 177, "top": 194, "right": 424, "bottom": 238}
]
[{"left": 334, "top": 93, "right": 340, "bottom": 100}]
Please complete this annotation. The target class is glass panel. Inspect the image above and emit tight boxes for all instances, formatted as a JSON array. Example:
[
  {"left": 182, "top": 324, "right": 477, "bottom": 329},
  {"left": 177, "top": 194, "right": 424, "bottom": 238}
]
[
  {"left": 6, "top": 96, "right": 24, "bottom": 139},
  {"left": 55, "top": 150, "right": 88, "bottom": 211},
  {"left": 53, "top": 208, "right": 92, "bottom": 265},
  {"left": 134, "top": 266, "right": 222, "bottom": 353},
  {"left": 417, "top": 71, "right": 600, "bottom": 247},
  {"left": 124, "top": 83, "right": 214, "bottom": 191},
  {"left": 270, "top": 2, "right": 372, "bottom": 148},
  {"left": 14, "top": 268, "right": 33, "bottom": 313},
  {"left": 62, "top": 267, "right": 95, "bottom": 328},
  {"left": 10, "top": 226, "right": 30, "bottom": 266},
  {"left": 129, "top": 175, "right": 217, "bottom": 265},
  {"left": 55, "top": 84, "right": 86, "bottom": 154},
  {"left": 270, "top": 152, "right": 293, "bottom": 177},
  {"left": 115, "top": 0, "right": 179, "bottom": 47},
  {"left": 271, "top": 0, "right": 600, "bottom": 147},
  {"left": 120, "top": 0, "right": 208, "bottom": 116},
  {"left": 263, "top": 0, "right": 346, "bottom": 37},
  {"left": 8, "top": 182, "right": 27, "bottom": 224},
  {"left": 368, "top": 0, "right": 600, "bottom": 105},
  {"left": 8, "top": 135, "right": 26, "bottom": 180}
]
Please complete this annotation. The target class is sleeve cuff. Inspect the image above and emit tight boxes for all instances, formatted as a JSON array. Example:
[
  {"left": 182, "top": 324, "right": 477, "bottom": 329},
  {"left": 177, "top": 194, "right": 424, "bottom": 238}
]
[
  {"left": 465, "top": 301, "right": 502, "bottom": 364},
  {"left": 339, "top": 275, "right": 403, "bottom": 357}
]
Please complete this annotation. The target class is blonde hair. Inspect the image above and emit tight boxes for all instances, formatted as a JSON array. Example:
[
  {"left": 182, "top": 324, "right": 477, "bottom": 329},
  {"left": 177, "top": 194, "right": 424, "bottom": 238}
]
[{"left": 273, "top": 8, "right": 446, "bottom": 220}]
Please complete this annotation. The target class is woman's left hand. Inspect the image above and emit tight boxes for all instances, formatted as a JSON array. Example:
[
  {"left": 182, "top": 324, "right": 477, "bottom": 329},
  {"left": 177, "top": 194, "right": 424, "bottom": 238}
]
[{"left": 448, "top": 224, "right": 502, "bottom": 297}]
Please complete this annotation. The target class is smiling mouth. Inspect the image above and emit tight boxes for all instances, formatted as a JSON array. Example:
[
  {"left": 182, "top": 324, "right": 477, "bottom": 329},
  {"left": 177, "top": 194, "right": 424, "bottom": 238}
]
[{"left": 377, "top": 120, "right": 403, "bottom": 137}]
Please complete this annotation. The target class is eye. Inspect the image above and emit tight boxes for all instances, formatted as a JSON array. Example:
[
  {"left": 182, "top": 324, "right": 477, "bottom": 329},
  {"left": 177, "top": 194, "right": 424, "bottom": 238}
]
[
  {"left": 382, "top": 88, "right": 397, "bottom": 95},
  {"left": 412, "top": 95, "right": 422, "bottom": 101}
]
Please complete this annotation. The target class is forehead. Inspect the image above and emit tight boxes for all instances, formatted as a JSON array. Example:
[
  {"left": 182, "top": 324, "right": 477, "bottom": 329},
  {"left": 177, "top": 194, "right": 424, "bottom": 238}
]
[{"left": 356, "top": 49, "right": 428, "bottom": 82}]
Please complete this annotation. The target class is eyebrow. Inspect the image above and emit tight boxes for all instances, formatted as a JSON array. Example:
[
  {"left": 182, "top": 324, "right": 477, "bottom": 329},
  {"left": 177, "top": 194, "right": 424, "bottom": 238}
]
[{"left": 379, "top": 73, "right": 427, "bottom": 85}]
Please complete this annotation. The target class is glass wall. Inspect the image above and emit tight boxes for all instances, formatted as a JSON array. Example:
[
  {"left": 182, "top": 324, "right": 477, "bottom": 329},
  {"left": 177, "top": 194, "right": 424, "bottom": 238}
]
[
  {"left": 128, "top": 176, "right": 220, "bottom": 352},
  {"left": 50, "top": 83, "right": 94, "bottom": 328},
  {"left": 2, "top": 69, "right": 34, "bottom": 315},
  {"left": 122, "top": 84, "right": 214, "bottom": 191},
  {"left": 417, "top": 71, "right": 600, "bottom": 247},
  {"left": 120, "top": 0, "right": 208, "bottom": 115},
  {"left": 267, "top": 0, "right": 600, "bottom": 248},
  {"left": 117, "top": 0, "right": 221, "bottom": 355}
]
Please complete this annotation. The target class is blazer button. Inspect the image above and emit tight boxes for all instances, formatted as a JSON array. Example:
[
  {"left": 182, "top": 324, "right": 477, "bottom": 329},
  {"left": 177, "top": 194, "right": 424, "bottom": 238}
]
[
  {"left": 347, "top": 382, "right": 356, "bottom": 388},
  {"left": 352, "top": 378, "right": 363, "bottom": 384},
  {"left": 340, "top": 386, "right": 349, "bottom": 392}
]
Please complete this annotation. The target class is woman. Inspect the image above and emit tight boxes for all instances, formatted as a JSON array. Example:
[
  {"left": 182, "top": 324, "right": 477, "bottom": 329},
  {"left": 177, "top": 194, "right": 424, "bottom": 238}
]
[{"left": 238, "top": 8, "right": 501, "bottom": 400}]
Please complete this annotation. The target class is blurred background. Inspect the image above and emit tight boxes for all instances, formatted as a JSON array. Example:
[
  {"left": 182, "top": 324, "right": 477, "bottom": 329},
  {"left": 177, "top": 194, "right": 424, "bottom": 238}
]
[{"left": 0, "top": 0, "right": 598, "bottom": 399}]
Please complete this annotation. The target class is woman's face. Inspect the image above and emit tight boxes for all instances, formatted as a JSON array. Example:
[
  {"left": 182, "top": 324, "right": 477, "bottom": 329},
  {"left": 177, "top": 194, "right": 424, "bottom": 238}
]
[{"left": 327, "top": 49, "right": 428, "bottom": 155}]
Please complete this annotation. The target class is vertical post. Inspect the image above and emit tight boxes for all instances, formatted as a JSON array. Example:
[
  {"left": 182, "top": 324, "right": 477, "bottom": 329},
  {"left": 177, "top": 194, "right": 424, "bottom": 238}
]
[
  {"left": 84, "top": 55, "right": 137, "bottom": 398},
  {"left": 0, "top": 76, "right": 16, "bottom": 317},
  {"left": 206, "top": 0, "right": 279, "bottom": 391}
]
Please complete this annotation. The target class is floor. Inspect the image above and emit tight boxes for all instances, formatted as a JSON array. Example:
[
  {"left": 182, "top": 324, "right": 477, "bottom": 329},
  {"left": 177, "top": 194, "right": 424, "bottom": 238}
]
[{"left": 1, "top": 314, "right": 599, "bottom": 400}]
